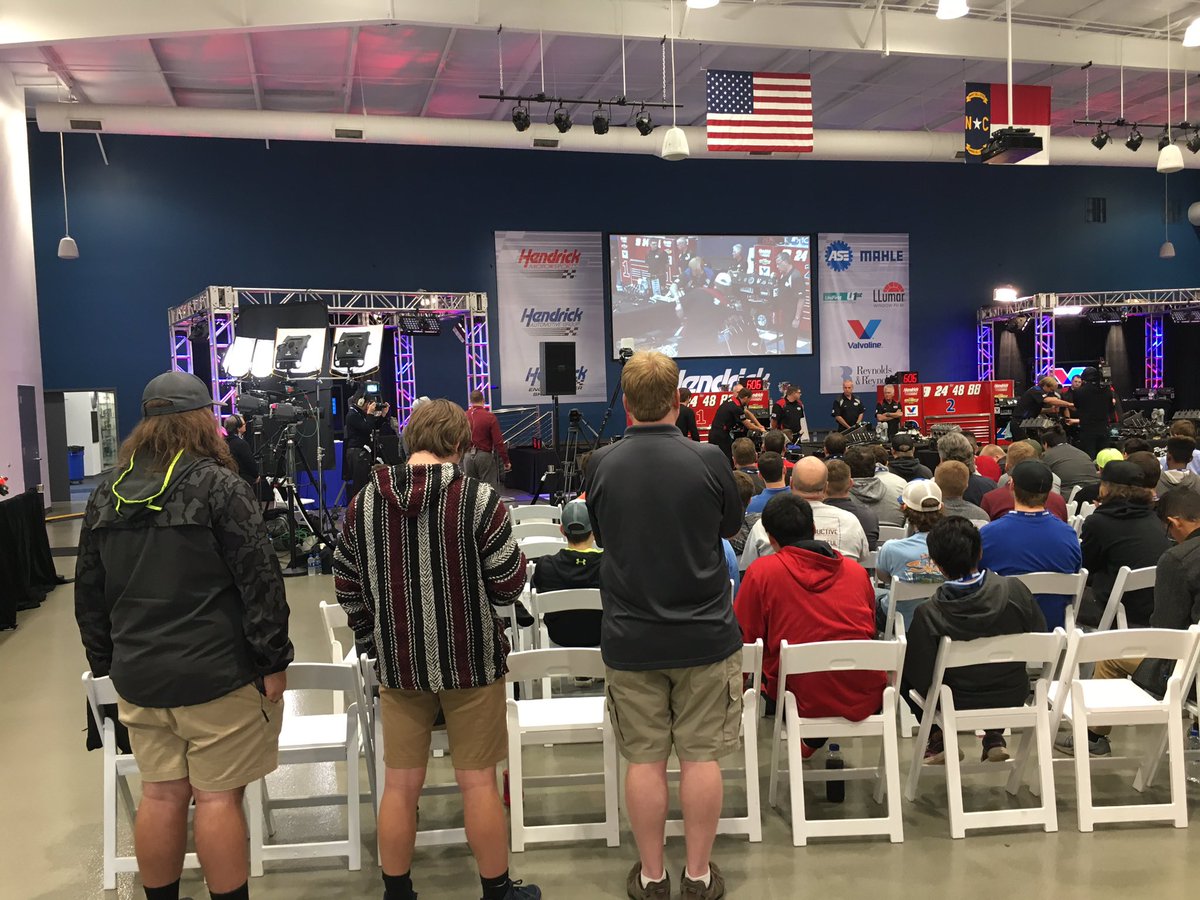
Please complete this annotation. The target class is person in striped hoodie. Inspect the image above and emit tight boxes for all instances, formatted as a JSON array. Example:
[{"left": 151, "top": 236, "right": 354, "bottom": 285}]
[{"left": 334, "top": 398, "right": 537, "bottom": 900}]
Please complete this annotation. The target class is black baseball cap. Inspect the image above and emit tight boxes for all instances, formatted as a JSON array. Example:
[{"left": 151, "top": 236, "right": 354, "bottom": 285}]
[
  {"left": 1101, "top": 460, "right": 1144, "bottom": 487},
  {"left": 1011, "top": 460, "right": 1054, "bottom": 493},
  {"left": 561, "top": 501, "right": 592, "bottom": 537},
  {"left": 141, "top": 371, "right": 214, "bottom": 417},
  {"left": 891, "top": 434, "right": 916, "bottom": 452}
]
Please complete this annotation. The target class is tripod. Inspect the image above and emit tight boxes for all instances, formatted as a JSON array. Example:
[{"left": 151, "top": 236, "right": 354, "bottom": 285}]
[
  {"left": 556, "top": 411, "right": 600, "bottom": 503},
  {"left": 275, "top": 421, "right": 336, "bottom": 577}
]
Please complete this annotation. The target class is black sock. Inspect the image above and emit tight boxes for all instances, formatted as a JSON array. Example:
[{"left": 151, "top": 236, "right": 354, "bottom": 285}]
[
  {"left": 481, "top": 871, "right": 513, "bottom": 900},
  {"left": 209, "top": 882, "right": 249, "bottom": 900},
  {"left": 1087, "top": 729, "right": 1105, "bottom": 742},
  {"left": 383, "top": 871, "right": 416, "bottom": 900},
  {"left": 143, "top": 881, "right": 180, "bottom": 900}
]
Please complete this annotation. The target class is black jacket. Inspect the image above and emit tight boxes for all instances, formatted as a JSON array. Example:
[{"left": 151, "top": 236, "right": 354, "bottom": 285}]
[
  {"left": 889, "top": 457, "right": 932, "bottom": 482},
  {"left": 1152, "top": 529, "right": 1200, "bottom": 630},
  {"left": 75, "top": 453, "right": 293, "bottom": 708},
  {"left": 1081, "top": 500, "right": 1171, "bottom": 627},
  {"left": 903, "top": 572, "right": 1046, "bottom": 710},
  {"left": 530, "top": 548, "right": 603, "bottom": 647},
  {"left": 964, "top": 473, "right": 998, "bottom": 507},
  {"left": 226, "top": 433, "right": 258, "bottom": 484},
  {"left": 676, "top": 405, "right": 701, "bottom": 442}
]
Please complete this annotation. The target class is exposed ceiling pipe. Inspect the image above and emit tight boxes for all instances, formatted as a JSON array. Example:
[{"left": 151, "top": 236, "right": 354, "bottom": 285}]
[{"left": 34, "top": 102, "right": 1194, "bottom": 168}]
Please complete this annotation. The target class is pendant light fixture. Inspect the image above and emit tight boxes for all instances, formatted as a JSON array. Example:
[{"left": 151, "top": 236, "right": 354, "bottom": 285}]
[
  {"left": 1158, "top": 12, "right": 1185, "bottom": 173},
  {"left": 57, "top": 132, "right": 79, "bottom": 260},
  {"left": 661, "top": 0, "right": 690, "bottom": 161},
  {"left": 936, "top": 0, "right": 970, "bottom": 20},
  {"left": 1160, "top": 175, "right": 1176, "bottom": 258},
  {"left": 686, "top": 0, "right": 721, "bottom": 8},
  {"left": 1184, "top": 17, "right": 1200, "bottom": 48}
]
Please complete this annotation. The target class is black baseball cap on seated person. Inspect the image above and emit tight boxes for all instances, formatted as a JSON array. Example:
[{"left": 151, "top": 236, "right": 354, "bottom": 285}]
[
  {"left": 1010, "top": 460, "right": 1054, "bottom": 494},
  {"left": 891, "top": 434, "right": 916, "bottom": 452},
  {"left": 1100, "top": 460, "right": 1145, "bottom": 487},
  {"left": 141, "top": 371, "right": 214, "bottom": 417},
  {"left": 560, "top": 500, "right": 593, "bottom": 538}
]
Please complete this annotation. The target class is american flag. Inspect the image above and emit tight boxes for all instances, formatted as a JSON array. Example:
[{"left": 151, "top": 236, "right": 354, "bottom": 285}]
[{"left": 706, "top": 70, "right": 813, "bottom": 153}]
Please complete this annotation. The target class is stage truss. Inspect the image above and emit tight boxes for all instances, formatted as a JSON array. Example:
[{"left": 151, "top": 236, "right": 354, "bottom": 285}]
[
  {"left": 168, "top": 287, "right": 491, "bottom": 424},
  {"left": 977, "top": 288, "right": 1200, "bottom": 390}
]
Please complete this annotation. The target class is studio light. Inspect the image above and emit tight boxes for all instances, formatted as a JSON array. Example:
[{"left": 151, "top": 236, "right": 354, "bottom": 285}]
[
  {"left": 419, "top": 314, "right": 441, "bottom": 335},
  {"left": 1126, "top": 127, "right": 1144, "bottom": 151},
  {"left": 635, "top": 108, "right": 654, "bottom": 136},
  {"left": 331, "top": 328, "right": 377, "bottom": 373},
  {"left": 1187, "top": 131, "right": 1200, "bottom": 154},
  {"left": 592, "top": 106, "right": 609, "bottom": 135},
  {"left": 512, "top": 104, "right": 531, "bottom": 132},
  {"left": 660, "top": 126, "right": 690, "bottom": 161},
  {"left": 552, "top": 106, "right": 572, "bottom": 133},
  {"left": 686, "top": 0, "right": 721, "bottom": 9},
  {"left": 993, "top": 286, "right": 1020, "bottom": 304},
  {"left": 221, "top": 336, "right": 258, "bottom": 378},
  {"left": 1158, "top": 141, "right": 1185, "bottom": 173},
  {"left": 1158, "top": 131, "right": 1172, "bottom": 151},
  {"left": 1160, "top": 240, "right": 1177, "bottom": 259},
  {"left": 1053, "top": 305, "right": 1084, "bottom": 317},
  {"left": 272, "top": 327, "right": 327, "bottom": 378},
  {"left": 936, "top": 0, "right": 969, "bottom": 20},
  {"left": 1091, "top": 128, "right": 1110, "bottom": 150},
  {"left": 1185, "top": 17, "right": 1200, "bottom": 48}
]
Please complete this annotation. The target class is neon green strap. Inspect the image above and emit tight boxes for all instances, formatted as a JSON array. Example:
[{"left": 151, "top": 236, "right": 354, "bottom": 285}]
[{"left": 111, "top": 450, "right": 185, "bottom": 513}]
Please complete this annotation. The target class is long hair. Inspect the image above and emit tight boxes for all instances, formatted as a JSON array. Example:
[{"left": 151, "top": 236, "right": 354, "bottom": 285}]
[{"left": 118, "top": 403, "right": 237, "bottom": 473}]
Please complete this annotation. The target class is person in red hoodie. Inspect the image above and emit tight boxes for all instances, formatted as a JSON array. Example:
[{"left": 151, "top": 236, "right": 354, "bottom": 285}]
[{"left": 734, "top": 492, "right": 885, "bottom": 757}]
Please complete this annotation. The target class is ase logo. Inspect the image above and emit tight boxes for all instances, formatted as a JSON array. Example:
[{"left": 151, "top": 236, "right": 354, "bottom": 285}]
[
  {"left": 873, "top": 281, "right": 906, "bottom": 304},
  {"left": 847, "top": 318, "right": 883, "bottom": 350},
  {"left": 824, "top": 240, "right": 853, "bottom": 273}
]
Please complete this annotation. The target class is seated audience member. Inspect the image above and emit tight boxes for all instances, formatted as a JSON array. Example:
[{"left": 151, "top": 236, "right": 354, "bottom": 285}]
[
  {"left": 934, "top": 461, "right": 989, "bottom": 526},
  {"left": 997, "top": 440, "right": 1063, "bottom": 495},
  {"left": 981, "top": 441, "right": 1069, "bottom": 522},
  {"left": 762, "top": 429, "right": 795, "bottom": 475},
  {"left": 746, "top": 451, "right": 790, "bottom": 515},
  {"left": 876, "top": 480, "right": 946, "bottom": 630},
  {"left": 976, "top": 444, "right": 1005, "bottom": 482},
  {"left": 1040, "top": 426, "right": 1100, "bottom": 500},
  {"left": 1071, "top": 448, "right": 1124, "bottom": 508},
  {"left": 1160, "top": 419, "right": 1200, "bottom": 475},
  {"left": 1122, "top": 437, "right": 1153, "bottom": 458},
  {"left": 1077, "top": 461, "right": 1169, "bottom": 629},
  {"left": 729, "top": 470, "right": 758, "bottom": 558},
  {"left": 741, "top": 456, "right": 868, "bottom": 568},
  {"left": 903, "top": 517, "right": 1046, "bottom": 764},
  {"left": 872, "top": 445, "right": 891, "bottom": 474},
  {"left": 980, "top": 460, "right": 1082, "bottom": 629},
  {"left": 733, "top": 438, "right": 765, "bottom": 493},
  {"left": 889, "top": 434, "right": 933, "bottom": 482},
  {"left": 676, "top": 388, "right": 700, "bottom": 441},
  {"left": 1059, "top": 487, "right": 1200, "bottom": 759},
  {"left": 937, "top": 432, "right": 996, "bottom": 506},
  {"left": 530, "top": 501, "right": 603, "bottom": 646},
  {"left": 824, "top": 460, "right": 880, "bottom": 549},
  {"left": 845, "top": 444, "right": 906, "bottom": 527},
  {"left": 1127, "top": 451, "right": 1166, "bottom": 494},
  {"left": 824, "top": 432, "right": 848, "bottom": 460},
  {"left": 1157, "top": 436, "right": 1200, "bottom": 496},
  {"left": 736, "top": 493, "right": 884, "bottom": 724}
]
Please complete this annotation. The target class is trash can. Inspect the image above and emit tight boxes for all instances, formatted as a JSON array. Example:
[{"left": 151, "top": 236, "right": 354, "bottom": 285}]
[{"left": 68, "top": 446, "right": 85, "bottom": 483}]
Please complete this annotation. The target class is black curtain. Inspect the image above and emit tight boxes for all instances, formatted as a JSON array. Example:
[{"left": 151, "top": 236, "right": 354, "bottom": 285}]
[
  {"left": 997, "top": 327, "right": 1026, "bottom": 391},
  {"left": 1104, "top": 324, "right": 1133, "bottom": 399}
]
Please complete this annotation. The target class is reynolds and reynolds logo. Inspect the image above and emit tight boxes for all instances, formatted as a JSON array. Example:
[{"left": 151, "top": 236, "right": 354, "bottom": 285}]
[
  {"left": 518, "top": 248, "right": 582, "bottom": 269},
  {"left": 824, "top": 240, "right": 853, "bottom": 273},
  {"left": 521, "top": 307, "right": 584, "bottom": 336},
  {"left": 847, "top": 319, "right": 883, "bottom": 349},
  {"left": 873, "top": 281, "right": 907, "bottom": 304},
  {"left": 822, "top": 291, "right": 863, "bottom": 303}
]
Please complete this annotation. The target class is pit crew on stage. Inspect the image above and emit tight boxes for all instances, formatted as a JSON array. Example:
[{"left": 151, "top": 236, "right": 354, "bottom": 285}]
[
  {"left": 876, "top": 385, "right": 903, "bottom": 441},
  {"left": 832, "top": 380, "right": 865, "bottom": 433}
]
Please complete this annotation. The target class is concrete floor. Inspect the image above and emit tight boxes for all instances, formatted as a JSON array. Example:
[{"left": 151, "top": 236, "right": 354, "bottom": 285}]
[{"left": 4, "top": 516, "right": 1197, "bottom": 900}]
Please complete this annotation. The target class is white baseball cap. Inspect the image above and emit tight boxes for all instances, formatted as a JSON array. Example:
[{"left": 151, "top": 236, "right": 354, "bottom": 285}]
[{"left": 901, "top": 479, "right": 943, "bottom": 512}]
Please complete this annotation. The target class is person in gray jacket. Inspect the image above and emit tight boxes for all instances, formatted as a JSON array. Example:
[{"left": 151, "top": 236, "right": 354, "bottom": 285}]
[
  {"left": 75, "top": 372, "right": 292, "bottom": 900},
  {"left": 845, "top": 444, "right": 905, "bottom": 527},
  {"left": 1157, "top": 437, "right": 1200, "bottom": 496}
]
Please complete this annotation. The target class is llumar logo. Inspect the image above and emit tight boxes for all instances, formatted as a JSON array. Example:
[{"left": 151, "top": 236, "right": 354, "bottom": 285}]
[{"left": 518, "top": 248, "right": 581, "bottom": 268}]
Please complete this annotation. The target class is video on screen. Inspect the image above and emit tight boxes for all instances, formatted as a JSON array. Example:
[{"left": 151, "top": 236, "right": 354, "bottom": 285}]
[{"left": 609, "top": 234, "right": 812, "bottom": 358}]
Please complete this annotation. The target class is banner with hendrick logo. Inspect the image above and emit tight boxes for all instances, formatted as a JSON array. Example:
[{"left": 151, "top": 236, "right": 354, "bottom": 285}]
[
  {"left": 817, "top": 233, "right": 910, "bottom": 394},
  {"left": 494, "top": 231, "right": 608, "bottom": 406}
]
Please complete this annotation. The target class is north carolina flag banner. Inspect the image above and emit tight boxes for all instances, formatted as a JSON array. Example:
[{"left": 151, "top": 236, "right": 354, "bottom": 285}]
[
  {"left": 965, "top": 83, "right": 1052, "bottom": 165},
  {"left": 706, "top": 70, "right": 813, "bottom": 153}
]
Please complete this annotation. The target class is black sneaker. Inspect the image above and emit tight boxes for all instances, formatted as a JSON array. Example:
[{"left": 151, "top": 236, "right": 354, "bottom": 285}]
[
  {"left": 514, "top": 601, "right": 535, "bottom": 628},
  {"left": 496, "top": 881, "right": 541, "bottom": 900},
  {"left": 627, "top": 863, "right": 671, "bottom": 900},
  {"left": 981, "top": 735, "right": 1010, "bottom": 763}
]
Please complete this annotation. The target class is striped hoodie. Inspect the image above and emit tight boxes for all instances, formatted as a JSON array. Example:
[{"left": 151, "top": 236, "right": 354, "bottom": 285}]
[{"left": 334, "top": 463, "right": 526, "bottom": 691}]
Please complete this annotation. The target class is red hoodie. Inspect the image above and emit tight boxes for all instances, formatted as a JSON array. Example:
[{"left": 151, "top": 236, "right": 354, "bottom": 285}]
[{"left": 735, "top": 542, "right": 885, "bottom": 720}]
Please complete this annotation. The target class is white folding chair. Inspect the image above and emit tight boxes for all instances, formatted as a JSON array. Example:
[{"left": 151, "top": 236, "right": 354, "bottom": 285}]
[
  {"left": 529, "top": 587, "right": 602, "bottom": 651},
  {"left": 512, "top": 521, "right": 566, "bottom": 542},
  {"left": 1013, "top": 570, "right": 1088, "bottom": 632},
  {"left": 1070, "top": 516, "right": 1084, "bottom": 538},
  {"left": 1078, "top": 501, "right": 1097, "bottom": 519},
  {"left": 510, "top": 504, "right": 562, "bottom": 525},
  {"left": 247, "top": 662, "right": 362, "bottom": 874},
  {"left": 883, "top": 579, "right": 941, "bottom": 639},
  {"left": 505, "top": 649, "right": 620, "bottom": 852},
  {"left": 518, "top": 538, "right": 568, "bottom": 560},
  {"left": 768, "top": 636, "right": 906, "bottom": 846},
  {"left": 903, "top": 630, "right": 1065, "bottom": 838},
  {"left": 664, "top": 640, "right": 765, "bottom": 843},
  {"left": 1048, "top": 626, "right": 1200, "bottom": 832},
  {"left": 319, "top": 601, "right": 355, "bottom": 712},
  {"left": 878, "top": 524, "right": 907, "bottom": 543},
  {"left": 1095, "top": 566, "right": 1157, "bottom": 632},
  {"left": 84, "top": 672, "right": 203, "bottom": 890},
  {"left": 1067, "top": 484, "right": 1082, "bottom": 512},
  {"left": 861, "top": 550, "right": 878, "bottom": 573}
]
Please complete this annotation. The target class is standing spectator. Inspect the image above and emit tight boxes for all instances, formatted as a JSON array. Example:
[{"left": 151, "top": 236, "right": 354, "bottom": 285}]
[
  {"left": 746, "top": 451, "right": 790, "bottom": 515},
  {"left": 1157, "top": 436, "right": 1200, "bottom": 496},
  {"left": 75, "top": 372, "right": 293, "bottom": 900},
  {"left": 1039, "top": 426, "right": 1100, "bottom": 501},
  {"left": 729, "top": 470, "right": 759, "bottom": 560},
  {"left": 982, "top": 441, "right": 1069, "bottom": 522},
  {"left": 937, "top": 432, "right": 997, "bottom": 506},
  {"left": 823, "top": 432, "right": 848, "bottom": 460},
  {"left": 707, "top": 388, "right": 750, "bottom": 463},
  {"left": 845, "top": 444, "right": 906, "bottom": 528},
  {"left": 761, "top": 430, "right": 795, "bottom": 478},
  {"left": 824, "top": 459, "right": 880, "bottom": 549},
  {"left": 980, "top": 460, "right": 1082, "bottom": 629},
  {"left": 1068, "top": 368, "right": 1117, "bottom": 459},
  {"left": 741, "top": 456, "right": 868, "bottom": 568},
  {"left": 903, "top": 518, "right": 1045, "bottom": 764},
  {"left": 1010, "top": 376, "right": 1074, "bottom": 439},
  {"left": 676, "top": 388, "right": 701, "bottom": 442},
  {"left": 464, "top": 390, "right": 511, "bottom": 492},
  {"left": 736, "top": 494, "right": 884, "bottom": 723},
  {"left": 530, "top": 501, "right": 604, "bottom": 647},
  {"left": 772, "top": 384, "right": 808, "bottom": 440},
  {"left": 975, "top": 445, "right": 1005, "bottom": 483},
  {"left": 585, "top": 351, "right": 743, "bottom": 900},
  {"left": 889, "top": 434, "right": 933, "bottom": 482},
  {"left": 334, "top": 399, "right": 536, "bottom": 900},
  {"left": 831, "top": 380, "right": 865, "bottom": 433},
  {"left": 934, "top": 461, "right": 990, "bottom": 526},
  {"left": 876, "top": 480, "right": 946, "bottom": 630},
  {"left": 732, "top": 438, "right": 765, "bottom": 494},
  {"left": 875, "top": 384, "right": 903, "bottom": 441}
]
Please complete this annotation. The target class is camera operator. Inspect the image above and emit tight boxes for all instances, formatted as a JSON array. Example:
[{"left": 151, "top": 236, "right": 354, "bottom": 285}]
[
  {"left": 343, "top": 388, "right": 392, "bottom": 497},
  {"left": 223, "top": 414, "right": 261, "bottom": 493},
  {"left": 1068, "top": 367, "right": 1117, "bottom": 459}
]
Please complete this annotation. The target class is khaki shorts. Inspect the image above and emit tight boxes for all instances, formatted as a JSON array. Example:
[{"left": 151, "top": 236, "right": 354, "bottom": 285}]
[
  {"left": 118, "top": 683, "right": 284, "bottom": 793},
  {"left": 1094, "top": 656, "right": 1142, "bottom": 680},
  {"left": 606, "top": 651, "right": 744, "bottom": 764},
  {"left": 380, "top": 679, "right": 508, "bottom": 771}
]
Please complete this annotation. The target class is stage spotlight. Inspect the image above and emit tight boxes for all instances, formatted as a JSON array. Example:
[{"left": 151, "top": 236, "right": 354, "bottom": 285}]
[
  {"left": 1187, "top": 130, "right": 1200, "bottom": 154},
  {"left": 1091, "top": 128, "right": 1109, "bottom": 150},
  {"left": 1158, "top": 130, "right": 1172, "bottom": 151},
  {"left": 553, "top": 106, "right": 572, "bottom": 133},
  {"left": 635, "top": 108, "right": 654, "bottom": 136},
  {"left": 188, "top": 320, "right": 209, "bottom": 343},
  {"left": 592, "top": 105, "right": 610, "bottom": 135},
  {"left": 1126, "top": 127, "right": 1143, "bottom": 151},
  {"left": 419, "top": 314, "right": 441, "bottom": 335},
  {"left": 512, "top": 104, "right": 531, "bottom": 132}
]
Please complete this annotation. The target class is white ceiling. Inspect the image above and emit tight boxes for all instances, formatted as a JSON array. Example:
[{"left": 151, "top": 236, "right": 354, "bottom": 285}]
[{"left": 3, "top": 0, "right": 1200, "bottom": 136}]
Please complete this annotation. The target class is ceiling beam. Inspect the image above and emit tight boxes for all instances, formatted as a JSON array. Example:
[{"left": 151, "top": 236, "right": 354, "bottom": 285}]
[
  {"left": 145, "top": 38, "right": 177, "bottom": 106},
  {"left": 342, "top": 25, "right": 360, "bottom": 114},
  {"left": 38, "top": 46, "right": 88, "bottom": 102},
  {"left": 243, "top": 33, "right": 262, "bottom": 110},
  {"left": 419, "top": 27, "right": 455, "bottom": 117}
]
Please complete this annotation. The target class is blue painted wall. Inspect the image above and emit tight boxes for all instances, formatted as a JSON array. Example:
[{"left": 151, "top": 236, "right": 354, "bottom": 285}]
[{"left": 27, "top": 126, "right": 1200, "bottom": 437}]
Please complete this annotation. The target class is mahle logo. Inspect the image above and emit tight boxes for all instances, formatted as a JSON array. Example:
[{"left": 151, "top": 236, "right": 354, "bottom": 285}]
[
  {"left": 824, "top": 240, "right": 853, "bottom": 272},
  {"left": 847, "top": 318, "right": 883, "bottom": 349},
  {"left": 823, "top": 291, "right": 863, "bottom": 303}
]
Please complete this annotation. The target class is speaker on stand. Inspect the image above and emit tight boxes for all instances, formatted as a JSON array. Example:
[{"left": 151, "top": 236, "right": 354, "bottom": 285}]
[{"left": 539, "top": 341, "right": 577, "bottom": 455}]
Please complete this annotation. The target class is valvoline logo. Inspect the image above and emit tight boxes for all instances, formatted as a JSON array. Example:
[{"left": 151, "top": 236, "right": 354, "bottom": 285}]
[
  {"left": 824, "top": 240, "right": 853, "bottom": 272},
  {"left": 518, "top": 248, "right": 581, "bottom": 268},
  {"left": 849, "top": 319, "right": 882, "bottom": 340}
]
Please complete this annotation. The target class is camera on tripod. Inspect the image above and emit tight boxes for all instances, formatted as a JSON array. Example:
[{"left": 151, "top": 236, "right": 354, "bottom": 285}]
[{"left": 236, "top": 391, "right": 316, "bottom": 425}]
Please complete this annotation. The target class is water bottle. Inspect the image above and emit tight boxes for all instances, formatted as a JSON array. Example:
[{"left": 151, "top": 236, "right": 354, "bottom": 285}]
[
  {"left": 825, "top": 743, "right": 845, "bottom": 803},
  {"left": 1189, "top": 723, "right": 1200, "bottom": 752},
  {"left": 307, "top": 552, "right": 317, "bottom": 576}
]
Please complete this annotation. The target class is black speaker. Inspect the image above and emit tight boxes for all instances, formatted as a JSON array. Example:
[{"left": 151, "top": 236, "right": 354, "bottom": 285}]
[{"left": 539, "top": 342, "right": 577, "bottom": 396}]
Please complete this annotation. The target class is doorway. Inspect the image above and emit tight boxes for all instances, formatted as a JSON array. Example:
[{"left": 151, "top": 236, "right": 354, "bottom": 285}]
[{"left": 17, "top": 385, "right": 42, "bottom": 494}]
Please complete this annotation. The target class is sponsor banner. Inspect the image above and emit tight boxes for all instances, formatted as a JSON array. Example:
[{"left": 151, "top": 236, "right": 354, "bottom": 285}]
[
  {"left": 818, "top": 234, "right": 910, "bottom": 394},
  {"left": 495, "top": 231, "right": 608, "bottom": 406}
]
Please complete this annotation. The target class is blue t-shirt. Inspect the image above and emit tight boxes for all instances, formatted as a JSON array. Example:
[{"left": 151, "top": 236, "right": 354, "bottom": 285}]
[
  {"left": 876, "top": 531, "right": 944, "bottom": 629},
  {"left": 746, "top": 485, "right": 790, "bottom": 515},
  {"left": 722, "top": 538, "right": 740, "bottom": 598},
  {"left": 980, "top": 510, "right": 1082, "bottom": 628}
]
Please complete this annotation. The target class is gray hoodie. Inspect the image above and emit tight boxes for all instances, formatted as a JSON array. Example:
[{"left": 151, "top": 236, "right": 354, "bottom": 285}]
[
  {"left": 1157, "top": 468, "right": 1200, "bottom": 496},
  {"left": 849, "top": 471, "right": 906, "bottom": 526}
]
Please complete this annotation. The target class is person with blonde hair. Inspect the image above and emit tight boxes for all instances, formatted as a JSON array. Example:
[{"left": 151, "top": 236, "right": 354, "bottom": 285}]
[
  {"left": 980, "top": 440, "right": 1069, "bottom": 522},
  {"left": 934, "top": 461, "right": 989, "bottom": 526}
]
